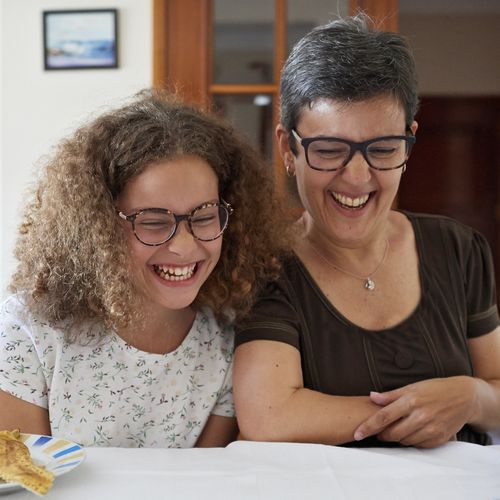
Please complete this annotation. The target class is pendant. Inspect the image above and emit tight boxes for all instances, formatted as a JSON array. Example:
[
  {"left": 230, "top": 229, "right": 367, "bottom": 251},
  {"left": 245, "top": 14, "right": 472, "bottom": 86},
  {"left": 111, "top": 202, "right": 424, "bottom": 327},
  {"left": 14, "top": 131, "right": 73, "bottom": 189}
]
[{"left": 364, "top": 277, "right": 375, "bottom": 291}]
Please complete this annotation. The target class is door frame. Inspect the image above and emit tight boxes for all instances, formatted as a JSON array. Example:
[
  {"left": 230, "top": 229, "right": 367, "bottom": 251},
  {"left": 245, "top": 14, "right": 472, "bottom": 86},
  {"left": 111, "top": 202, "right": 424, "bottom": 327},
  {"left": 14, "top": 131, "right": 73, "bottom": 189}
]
[{"left": 151, "top": 0, "right": 399, "bottom": 192}]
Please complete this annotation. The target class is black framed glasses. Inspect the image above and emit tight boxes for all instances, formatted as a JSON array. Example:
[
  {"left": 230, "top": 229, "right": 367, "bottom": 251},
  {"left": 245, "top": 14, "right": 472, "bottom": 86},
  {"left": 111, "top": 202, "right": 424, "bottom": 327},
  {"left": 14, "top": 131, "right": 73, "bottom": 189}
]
[
  {"left": 291, "top": 129, "right": 416, "bottom": 172},
  {"left": 118, "top": 200, "right": 233, "bottom": 246}
]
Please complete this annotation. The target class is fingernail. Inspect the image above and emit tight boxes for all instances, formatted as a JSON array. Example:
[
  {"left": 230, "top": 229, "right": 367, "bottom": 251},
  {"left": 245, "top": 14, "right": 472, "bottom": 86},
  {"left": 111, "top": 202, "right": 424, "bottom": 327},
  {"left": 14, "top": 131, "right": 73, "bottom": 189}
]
[
  {"left": 370, "top": 391, "right": 380, "bottom": 396},
  {"left": 354, "top": 431, "right": 364, "bottom": 441}
]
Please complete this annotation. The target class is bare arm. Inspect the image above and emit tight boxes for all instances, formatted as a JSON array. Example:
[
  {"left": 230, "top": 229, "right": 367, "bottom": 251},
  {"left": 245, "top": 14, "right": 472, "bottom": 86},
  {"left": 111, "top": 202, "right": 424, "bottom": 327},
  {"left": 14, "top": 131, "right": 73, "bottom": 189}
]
[
  {"left": 195, "top": 415, "right": 238, "bottom": 447},
  {"left": 353, "top": 327, "right": 500, "bottom": 447},
  {"left": 0, "top": 389, "right": 51, "bottom": 435},
  {"left": 466, "top": 326, "right": 500, "bottom": 430},
  {"left": 234, "top": 340, "right": 381, "bottom": 445}
]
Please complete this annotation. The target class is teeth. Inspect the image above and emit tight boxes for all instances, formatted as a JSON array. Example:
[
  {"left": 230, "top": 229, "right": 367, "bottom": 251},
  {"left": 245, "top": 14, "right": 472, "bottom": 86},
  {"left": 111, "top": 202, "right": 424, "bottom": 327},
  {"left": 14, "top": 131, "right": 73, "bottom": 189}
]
[
  {"left": 332, "top": 192, "right": 369, "bottom": 208},
  {"left": 153, "top": 264, "right": 196, "bottom": 281}
]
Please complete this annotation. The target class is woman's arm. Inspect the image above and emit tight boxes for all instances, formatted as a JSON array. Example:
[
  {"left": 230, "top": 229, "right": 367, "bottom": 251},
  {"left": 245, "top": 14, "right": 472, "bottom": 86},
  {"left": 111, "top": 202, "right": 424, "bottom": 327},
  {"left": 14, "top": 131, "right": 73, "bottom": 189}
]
[
  {"left": 352, "top": 327, "right": 500, "bottom": 447},
  {"left": 195, "top": 415, "right": 238, "bottom": 447},
  {"left": 0, "top": 389, "right": 51, "bottom": 435},
  {"left": 466, "top": 326, "right": 500, "bottom": 430},
  {"left": 234, "top": 340, "right": 381, "bottom": 445}
]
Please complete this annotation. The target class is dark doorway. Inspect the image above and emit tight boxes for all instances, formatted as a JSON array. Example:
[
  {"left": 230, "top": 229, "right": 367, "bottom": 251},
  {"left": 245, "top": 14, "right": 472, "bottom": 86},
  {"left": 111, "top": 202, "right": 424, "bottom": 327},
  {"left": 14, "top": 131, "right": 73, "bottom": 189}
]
[{"left": 398, "top": 96, "right": 500, "bottom": 306}]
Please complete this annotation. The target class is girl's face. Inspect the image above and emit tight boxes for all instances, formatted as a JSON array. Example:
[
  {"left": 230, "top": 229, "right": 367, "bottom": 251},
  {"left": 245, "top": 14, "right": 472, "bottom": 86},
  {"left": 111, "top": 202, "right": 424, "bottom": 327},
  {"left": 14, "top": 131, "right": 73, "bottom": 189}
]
[
  {"left": 117, "top": 155, "right": 223, "bottom": 315},
  {"left": 278, "top": 95, "right": 417, "bottom": 247}
]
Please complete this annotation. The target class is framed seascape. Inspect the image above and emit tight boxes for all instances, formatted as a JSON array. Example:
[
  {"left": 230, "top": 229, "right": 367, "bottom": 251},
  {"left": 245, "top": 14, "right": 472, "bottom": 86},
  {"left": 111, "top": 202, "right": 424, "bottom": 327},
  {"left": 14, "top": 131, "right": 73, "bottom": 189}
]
[{"left": 43, "top": 9, "right": 118, "bottom": 70}]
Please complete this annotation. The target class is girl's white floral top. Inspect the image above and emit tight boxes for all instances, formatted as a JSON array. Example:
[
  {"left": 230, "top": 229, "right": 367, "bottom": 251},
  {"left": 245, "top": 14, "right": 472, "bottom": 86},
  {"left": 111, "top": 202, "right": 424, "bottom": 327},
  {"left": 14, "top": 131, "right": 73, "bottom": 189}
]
[{"left": 0, "top": 295, "right": 234, "bottom": 448}]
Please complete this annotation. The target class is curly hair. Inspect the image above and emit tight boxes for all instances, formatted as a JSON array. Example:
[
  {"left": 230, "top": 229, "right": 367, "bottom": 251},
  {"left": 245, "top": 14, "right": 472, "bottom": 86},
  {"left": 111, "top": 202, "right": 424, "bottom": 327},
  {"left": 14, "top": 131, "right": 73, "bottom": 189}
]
[{"left": 10, "top": 89, "right": 291, "bottom": 338}]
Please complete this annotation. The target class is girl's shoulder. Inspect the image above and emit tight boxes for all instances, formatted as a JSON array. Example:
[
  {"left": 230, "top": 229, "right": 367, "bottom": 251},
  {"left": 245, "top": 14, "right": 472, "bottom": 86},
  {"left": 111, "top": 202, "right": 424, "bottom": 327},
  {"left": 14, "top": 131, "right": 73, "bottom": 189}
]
[
  {"left": 1, "top": 294, "right": 106, "bottom": 347},
  {"left": 1, "top": 294, "right": 65, "bottom": 346},
  {"left": 193, "top": 307, "right": 234, "bottom": 349},
  {"left": 1, "top": 294, "right": 29, "bottom": 320}
]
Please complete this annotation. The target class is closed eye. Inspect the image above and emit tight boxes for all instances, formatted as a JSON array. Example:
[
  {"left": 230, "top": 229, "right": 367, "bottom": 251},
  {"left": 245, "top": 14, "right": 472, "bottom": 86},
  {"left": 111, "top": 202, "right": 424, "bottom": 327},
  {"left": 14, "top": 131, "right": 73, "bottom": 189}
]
[
  {"left": 316, "top": 148, "right": 345, "bottom": 157},
  {"left": 138, "top": 220, "right": 172, "bottom": 230},
  {"left": 310, "top": 142, "right": 348, "bottom": 158},
  {"left": 191, "top": 214, "right": 217, "bottom": 226},
  {"left": 367, "top": 146, "right": 398, "bottom": 157}
]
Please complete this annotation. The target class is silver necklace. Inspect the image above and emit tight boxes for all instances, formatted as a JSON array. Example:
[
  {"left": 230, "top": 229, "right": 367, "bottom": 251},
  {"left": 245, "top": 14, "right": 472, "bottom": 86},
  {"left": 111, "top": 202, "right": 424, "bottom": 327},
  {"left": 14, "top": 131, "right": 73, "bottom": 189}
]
[{"left": 307, "top": 238, "right": 389, "bottom": 291}]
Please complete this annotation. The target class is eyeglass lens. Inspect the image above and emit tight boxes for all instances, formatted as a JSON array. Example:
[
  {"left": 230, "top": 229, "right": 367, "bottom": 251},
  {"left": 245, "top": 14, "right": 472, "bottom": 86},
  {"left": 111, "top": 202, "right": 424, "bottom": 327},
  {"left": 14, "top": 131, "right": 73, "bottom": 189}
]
[
  {"left": 133, "top": 204, "right": 229, "bottom": 245},
  {"left": 307, "top": 137, "right": 410, "bottom": 170}
]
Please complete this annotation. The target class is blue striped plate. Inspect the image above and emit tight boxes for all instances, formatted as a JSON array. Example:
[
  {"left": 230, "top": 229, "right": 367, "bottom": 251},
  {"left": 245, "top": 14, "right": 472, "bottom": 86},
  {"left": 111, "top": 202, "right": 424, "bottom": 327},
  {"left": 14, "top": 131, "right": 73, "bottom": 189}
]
[{"left": 0, "top": 434, "right": 85, "bottom": 495}]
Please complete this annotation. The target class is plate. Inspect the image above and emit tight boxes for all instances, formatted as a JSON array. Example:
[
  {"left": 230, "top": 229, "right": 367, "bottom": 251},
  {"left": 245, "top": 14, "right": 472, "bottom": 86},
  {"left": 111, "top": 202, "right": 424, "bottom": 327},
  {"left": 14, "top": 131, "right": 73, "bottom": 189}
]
[{"left": 0, "top": 434, "right": 85, "bottom": 495}]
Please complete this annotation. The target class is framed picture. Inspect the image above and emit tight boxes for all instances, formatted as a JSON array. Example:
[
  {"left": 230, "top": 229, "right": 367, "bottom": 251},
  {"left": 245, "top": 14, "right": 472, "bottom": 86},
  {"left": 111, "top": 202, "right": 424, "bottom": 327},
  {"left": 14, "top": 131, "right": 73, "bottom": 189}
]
[{"left": 43, "top": 9, "right": 118, "bottom": 70}]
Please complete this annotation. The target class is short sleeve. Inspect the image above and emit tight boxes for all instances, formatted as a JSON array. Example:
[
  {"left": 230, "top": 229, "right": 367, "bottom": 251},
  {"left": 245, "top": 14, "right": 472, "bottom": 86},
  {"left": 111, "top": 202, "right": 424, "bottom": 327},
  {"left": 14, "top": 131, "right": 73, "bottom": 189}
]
[
  {"left": 235, "top": 273, "right": 301, "bottom": 350},
  {"left": 465, "top": 231, "right": 500, "bottom": 337},
  {"left": 211, "top": 357, "right": 235, "bottom": 417},
  {"left": 0, "top": 296, "right": 49, "bottom": 408}
]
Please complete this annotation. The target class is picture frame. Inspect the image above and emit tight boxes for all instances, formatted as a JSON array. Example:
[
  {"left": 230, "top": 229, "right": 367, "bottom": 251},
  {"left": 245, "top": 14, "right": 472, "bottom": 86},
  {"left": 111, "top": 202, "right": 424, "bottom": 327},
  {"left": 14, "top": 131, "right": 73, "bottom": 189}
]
[{"left": 43, "top": 9, "right": 118, "bottom": 70}]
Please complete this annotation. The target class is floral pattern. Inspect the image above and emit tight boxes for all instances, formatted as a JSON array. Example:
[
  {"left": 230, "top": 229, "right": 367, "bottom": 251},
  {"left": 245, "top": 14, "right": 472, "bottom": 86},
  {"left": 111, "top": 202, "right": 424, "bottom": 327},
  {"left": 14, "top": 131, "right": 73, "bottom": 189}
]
[{"left": 0, "top": 296, "right": 234, "bottom": 448}]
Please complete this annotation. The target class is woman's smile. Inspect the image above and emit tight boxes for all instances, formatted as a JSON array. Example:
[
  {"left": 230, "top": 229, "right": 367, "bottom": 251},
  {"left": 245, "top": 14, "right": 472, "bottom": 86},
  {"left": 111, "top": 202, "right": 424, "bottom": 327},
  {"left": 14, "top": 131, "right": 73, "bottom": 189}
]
[{"left": 329, "top": 190, "right": 372, "bottom": 210}]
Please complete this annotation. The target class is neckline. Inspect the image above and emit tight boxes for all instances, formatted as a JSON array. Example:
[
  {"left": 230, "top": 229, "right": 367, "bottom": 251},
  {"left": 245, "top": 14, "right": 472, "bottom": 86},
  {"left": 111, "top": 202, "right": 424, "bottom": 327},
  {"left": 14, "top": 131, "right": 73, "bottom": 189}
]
[
  {"left": 111, "top": 309, "right": 203, "bottom": 358},
  {"left": 293, "top": 211, "right": 427, "bottom": 334}
]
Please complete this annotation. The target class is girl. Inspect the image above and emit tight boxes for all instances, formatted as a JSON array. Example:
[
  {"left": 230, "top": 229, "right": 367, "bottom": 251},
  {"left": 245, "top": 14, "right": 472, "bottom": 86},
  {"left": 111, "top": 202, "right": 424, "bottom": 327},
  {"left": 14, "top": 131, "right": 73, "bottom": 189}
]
[{"left": 0, "top": 90, "right": 287, "bottom": 448}]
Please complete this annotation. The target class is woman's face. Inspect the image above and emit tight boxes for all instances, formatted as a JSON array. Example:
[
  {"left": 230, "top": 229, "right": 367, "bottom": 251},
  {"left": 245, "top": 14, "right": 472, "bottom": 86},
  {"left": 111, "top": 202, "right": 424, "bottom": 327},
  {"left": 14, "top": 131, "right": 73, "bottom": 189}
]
[
  {"left": 279, "top": 95, "right": 417, "bottom": 246},
  {"left": 117, "top": 155, "right": 223, "bottom": 314}
]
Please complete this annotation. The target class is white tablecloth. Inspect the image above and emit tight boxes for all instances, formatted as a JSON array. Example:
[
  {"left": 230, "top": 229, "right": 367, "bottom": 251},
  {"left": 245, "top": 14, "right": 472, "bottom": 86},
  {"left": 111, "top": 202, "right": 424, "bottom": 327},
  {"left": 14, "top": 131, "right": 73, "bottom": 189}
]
[{"left": 6, "top": 441, "right": 500, "bottom": 499}]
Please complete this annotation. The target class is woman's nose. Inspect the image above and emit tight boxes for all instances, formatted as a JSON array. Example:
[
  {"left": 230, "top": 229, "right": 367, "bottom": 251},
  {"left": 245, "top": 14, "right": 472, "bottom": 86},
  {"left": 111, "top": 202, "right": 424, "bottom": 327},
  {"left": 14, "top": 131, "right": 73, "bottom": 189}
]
[{"left": 340, "top": 151, "right": 372, "bottom": 183}]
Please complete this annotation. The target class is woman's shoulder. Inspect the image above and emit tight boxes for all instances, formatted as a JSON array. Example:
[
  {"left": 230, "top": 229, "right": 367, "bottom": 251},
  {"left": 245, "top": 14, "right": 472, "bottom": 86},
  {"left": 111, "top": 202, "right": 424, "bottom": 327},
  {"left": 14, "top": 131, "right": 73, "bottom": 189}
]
[
  {"left": 238, "top": 253, "right": 310, "bottom": 321},
  {"left": 398, "top": 211, "right": 495, "bottom": 280},
  {"left": 399, "top": 210, "right": 483, "bottom": 246},
  {"left": 402, "top": 209, "right": 467, "bottom": 228}
]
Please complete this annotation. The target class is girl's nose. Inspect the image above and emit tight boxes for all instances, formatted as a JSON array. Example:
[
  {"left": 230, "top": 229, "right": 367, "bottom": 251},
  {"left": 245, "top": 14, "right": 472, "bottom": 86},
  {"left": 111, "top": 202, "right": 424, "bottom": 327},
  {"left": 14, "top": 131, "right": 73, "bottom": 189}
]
[{"left": 165, "top": 220, "right": 197, "bottom": 255}]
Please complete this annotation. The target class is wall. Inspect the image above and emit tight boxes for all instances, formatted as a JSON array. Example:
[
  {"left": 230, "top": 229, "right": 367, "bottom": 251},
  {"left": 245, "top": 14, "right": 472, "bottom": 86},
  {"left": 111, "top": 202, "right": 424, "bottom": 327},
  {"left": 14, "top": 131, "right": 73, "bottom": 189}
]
[
  {"left": 400, "top": 13, "right": 500, "bottom": 95},
  {"left": 0, "top": 1, "right": 3, "bottom": 292},
  {"left": 0, "top": 0, "right": 152, "bottom": 296}
]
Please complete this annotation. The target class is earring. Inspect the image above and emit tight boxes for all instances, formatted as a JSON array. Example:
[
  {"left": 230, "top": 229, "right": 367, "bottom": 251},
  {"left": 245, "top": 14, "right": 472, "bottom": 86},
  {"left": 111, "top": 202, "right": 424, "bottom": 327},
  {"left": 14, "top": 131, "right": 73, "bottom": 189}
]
[
  {"left": 401, "top": 164, "right": 407, "bottom": 173},
  {"left": 286, "top": 164, "right": 295, "bottom": 177}
]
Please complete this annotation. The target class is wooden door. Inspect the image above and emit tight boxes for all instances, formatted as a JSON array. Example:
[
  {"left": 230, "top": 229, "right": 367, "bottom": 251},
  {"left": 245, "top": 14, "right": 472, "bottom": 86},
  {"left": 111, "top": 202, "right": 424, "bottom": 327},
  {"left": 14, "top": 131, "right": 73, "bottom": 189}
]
[{"left": 152, "top": 0, "right": 399, "bottom": 197}]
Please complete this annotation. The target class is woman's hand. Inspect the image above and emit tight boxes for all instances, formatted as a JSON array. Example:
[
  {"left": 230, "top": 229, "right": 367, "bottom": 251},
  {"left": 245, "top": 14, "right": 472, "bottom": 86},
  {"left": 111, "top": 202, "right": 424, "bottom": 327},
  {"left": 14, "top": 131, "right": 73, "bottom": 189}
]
[
  {"left": 354, "top": 329, "right": 500, "bottom": 448},
  {"left": 353, "top": 376, "right": 476, "bottom": 448}
]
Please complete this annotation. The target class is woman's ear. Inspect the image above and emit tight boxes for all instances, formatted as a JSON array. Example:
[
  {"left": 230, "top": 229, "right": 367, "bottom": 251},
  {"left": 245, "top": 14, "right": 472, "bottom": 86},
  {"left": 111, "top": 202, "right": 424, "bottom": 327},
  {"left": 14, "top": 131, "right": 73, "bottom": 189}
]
[
  {"left": 410, "top": 120, "right": 418, "bottom": 136},
  {"left": 276, "top": 123, "right": 295, "bottom": 166}
]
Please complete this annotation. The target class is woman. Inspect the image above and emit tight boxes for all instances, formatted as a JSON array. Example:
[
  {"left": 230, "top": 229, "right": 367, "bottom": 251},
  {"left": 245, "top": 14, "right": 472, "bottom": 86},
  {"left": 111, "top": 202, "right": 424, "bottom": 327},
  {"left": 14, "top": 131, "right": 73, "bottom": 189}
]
[
  {"left": 0, "top": 90, "right": 286, "bottom": 448},
  {"left": 233, "top": 15, "right": 500, "bottom": 447}
]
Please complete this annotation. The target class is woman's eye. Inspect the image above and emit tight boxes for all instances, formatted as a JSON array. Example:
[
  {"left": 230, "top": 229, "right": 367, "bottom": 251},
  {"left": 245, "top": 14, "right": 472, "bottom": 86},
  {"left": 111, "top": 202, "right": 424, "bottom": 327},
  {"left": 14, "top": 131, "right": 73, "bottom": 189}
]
[
  {"left": 311, "top": 142, "right": 347, "bottom": 158},
  {"left": 317, "top": 149, "right": 344, "bottom": 157},
  {"left": 369, "top": 147, "right": 397, "bottom": 157}
]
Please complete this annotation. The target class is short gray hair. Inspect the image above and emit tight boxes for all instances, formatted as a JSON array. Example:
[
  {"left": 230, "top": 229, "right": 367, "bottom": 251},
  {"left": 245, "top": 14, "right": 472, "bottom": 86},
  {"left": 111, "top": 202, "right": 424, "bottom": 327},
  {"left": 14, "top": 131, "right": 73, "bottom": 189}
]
[{"left": 280, "top": 13, "right": 419, "bottom": 147}]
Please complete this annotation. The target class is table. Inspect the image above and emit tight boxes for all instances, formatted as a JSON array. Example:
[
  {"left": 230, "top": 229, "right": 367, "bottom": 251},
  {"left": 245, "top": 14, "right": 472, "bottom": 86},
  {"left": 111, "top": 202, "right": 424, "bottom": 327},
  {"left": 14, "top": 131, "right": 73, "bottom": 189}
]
[{"left": 6, "top": 441, "right": 500, "bottom": 499}]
